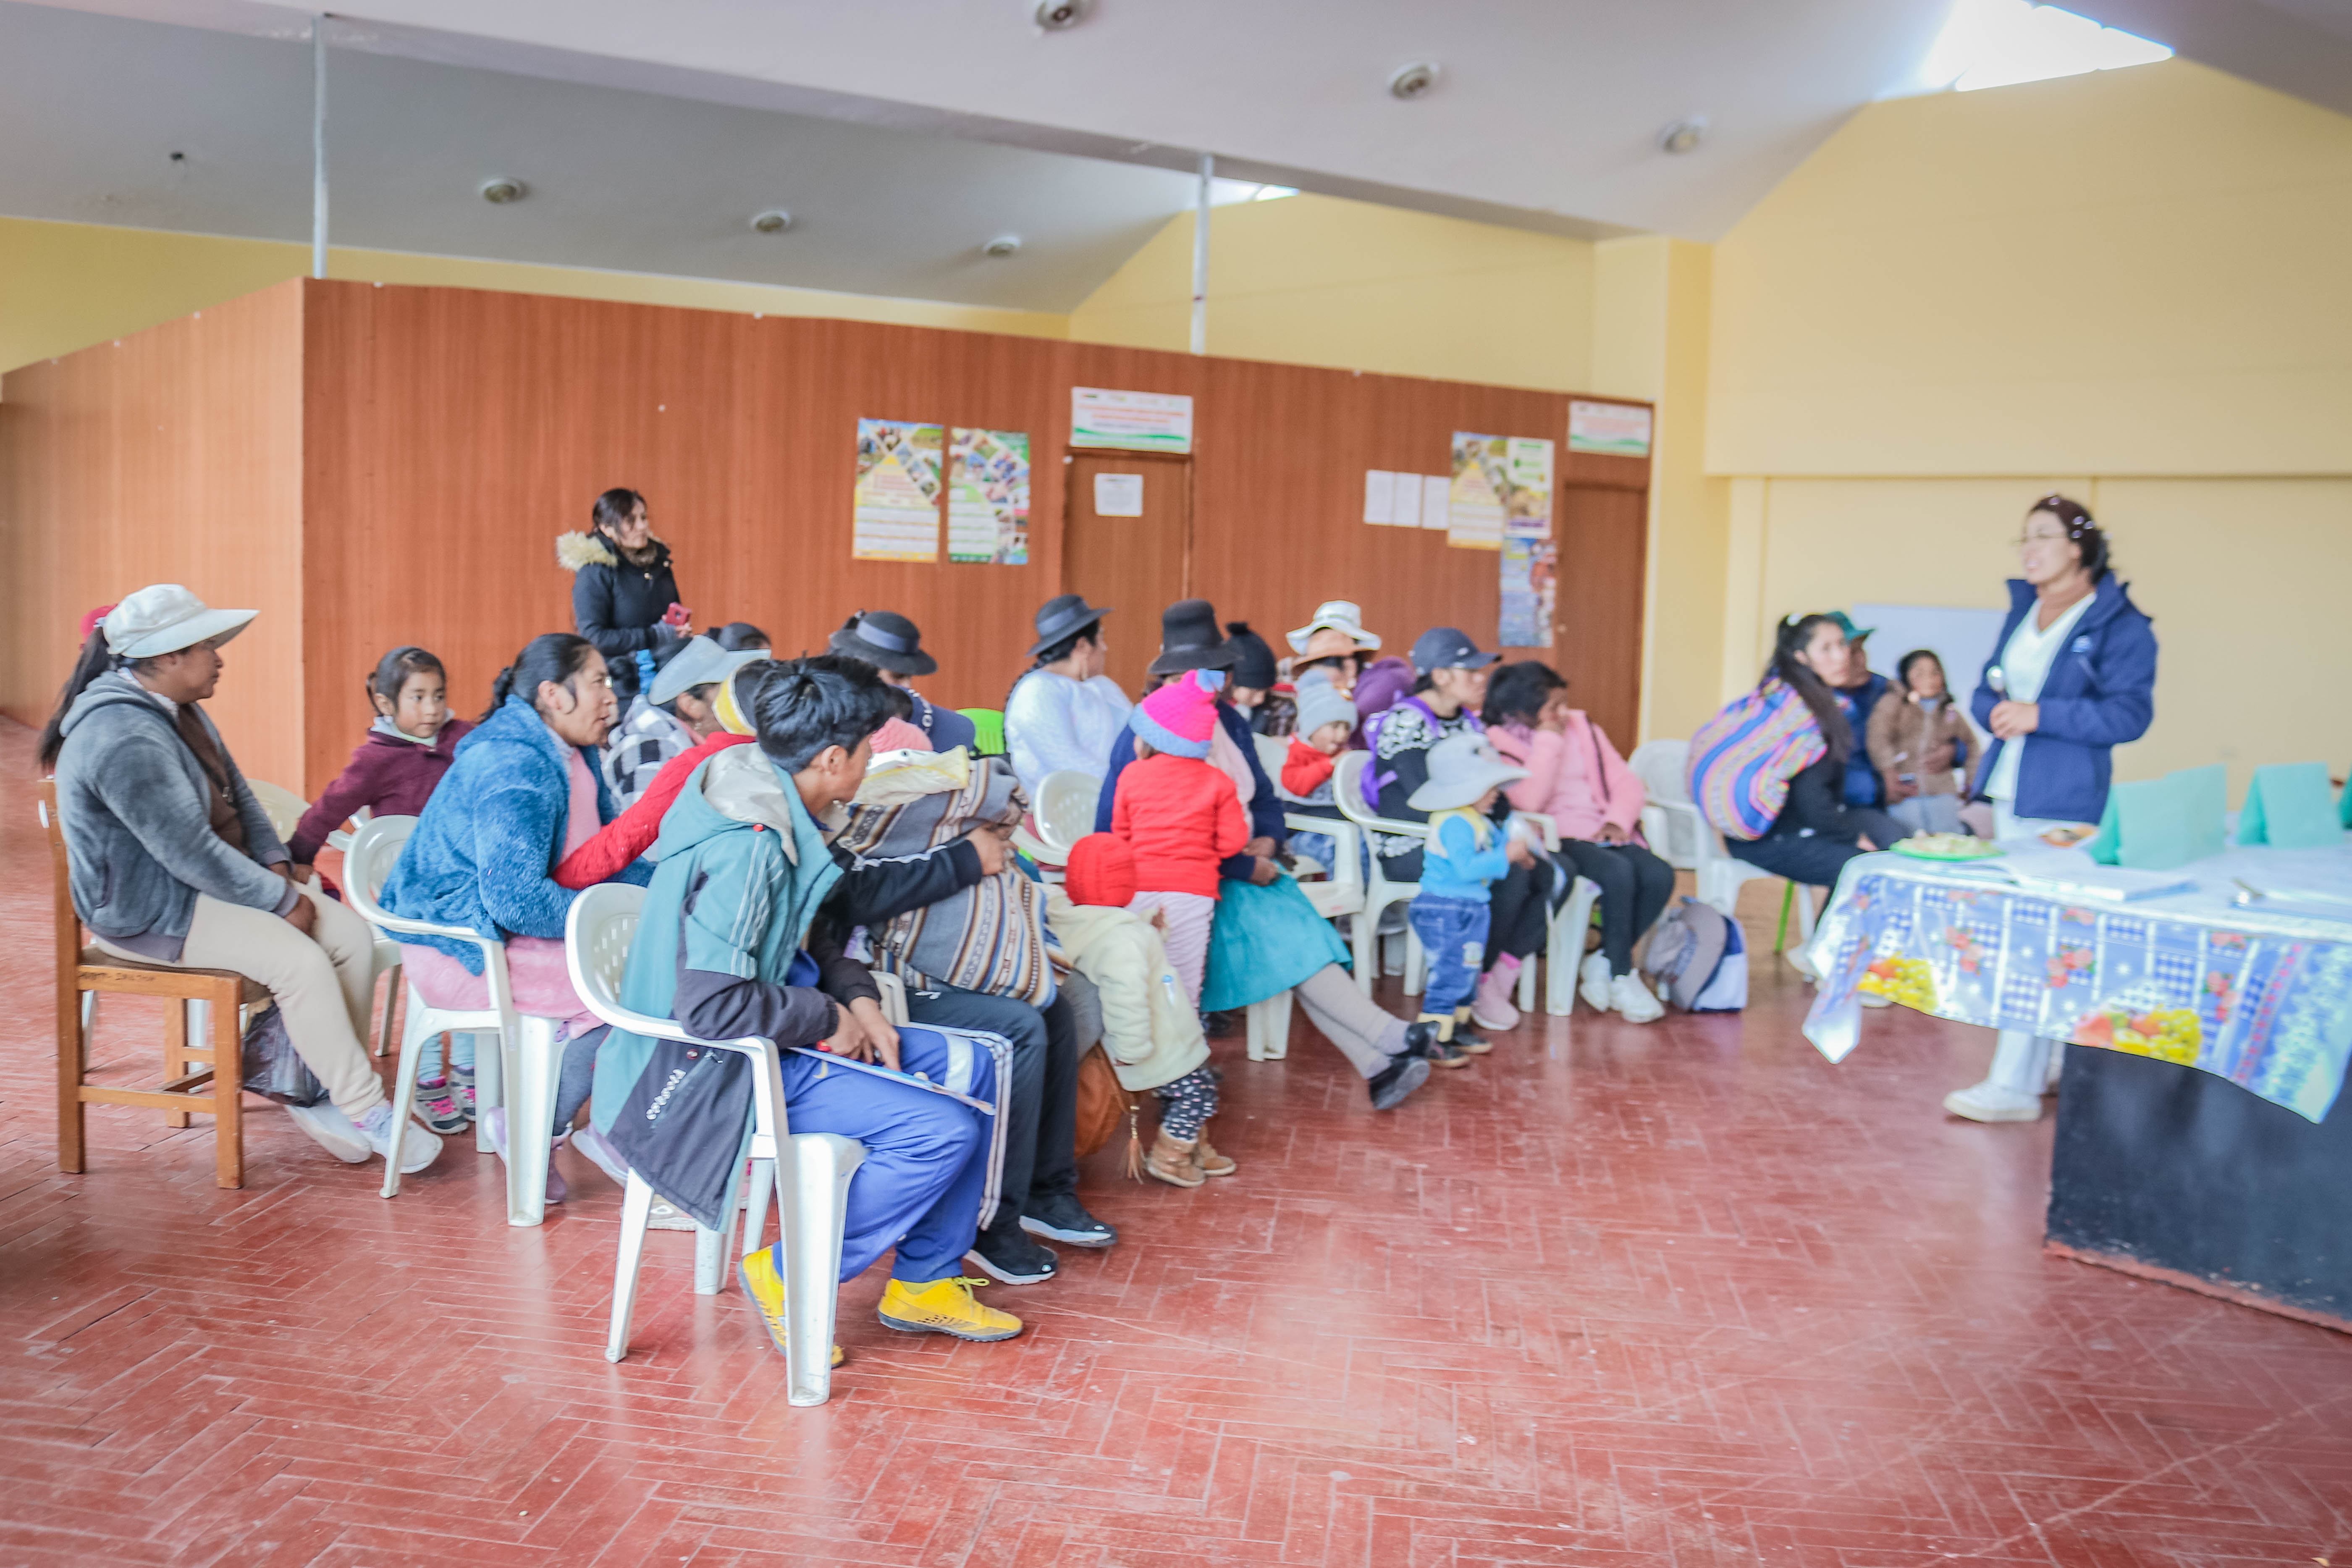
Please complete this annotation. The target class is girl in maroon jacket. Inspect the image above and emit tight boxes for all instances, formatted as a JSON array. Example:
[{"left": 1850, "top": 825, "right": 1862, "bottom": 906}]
[{"left": 291, "top": 647, "right": 477, "bottom": 1132}]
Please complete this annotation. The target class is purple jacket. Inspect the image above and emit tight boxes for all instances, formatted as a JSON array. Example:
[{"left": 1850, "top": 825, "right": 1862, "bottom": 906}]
[{"left": 289, "top": 718, "right": 474, "bottom": 863}]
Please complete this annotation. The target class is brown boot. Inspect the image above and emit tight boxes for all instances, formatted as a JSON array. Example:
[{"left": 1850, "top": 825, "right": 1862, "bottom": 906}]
[
  {"left": 1191, "top": 1120, "right": 1238, "bottom": 1177},
  {"left": 1144, "top": 1128, "right": 1206, "bottom": 1188}
]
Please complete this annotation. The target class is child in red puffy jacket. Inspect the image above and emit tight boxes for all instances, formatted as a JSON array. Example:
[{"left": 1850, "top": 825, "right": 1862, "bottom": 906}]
[{"left": 1110, "top": 669, "right": 1249, "bottom": 1004}]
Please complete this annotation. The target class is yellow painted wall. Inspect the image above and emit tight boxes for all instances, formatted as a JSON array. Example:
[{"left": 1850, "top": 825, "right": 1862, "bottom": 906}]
[
  {"left": 1708, "top": 60, "right": 2352, "bottom": 479},
  {"left": 1069, "top": 193, "right": 1595, "bottom": 393},
  {"left": 1589, "top": 235, "right": 1727, "bottom": 744},
  {"left": 0, "top": 216, "right": 1066, "bottom": 373},
  {"left": 1701, "top": 59, "right": 2352, "bottom": 797}
]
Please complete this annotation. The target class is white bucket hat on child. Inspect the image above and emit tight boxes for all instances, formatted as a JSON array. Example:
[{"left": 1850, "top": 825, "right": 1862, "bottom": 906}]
[
  {"left": 102, "top": 584, "right": 257, "bottom": 660},
  {"left": 1286, "top": 600, "right": 1383, "bottom": 656},
  {"left": 1408, "top": 732, "right": 1528, "bottom": 813}
]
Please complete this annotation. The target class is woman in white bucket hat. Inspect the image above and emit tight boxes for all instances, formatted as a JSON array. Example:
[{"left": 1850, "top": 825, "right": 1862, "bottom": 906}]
[{"left": 39, "top": 585, "right": 439, "bottom": 1175}]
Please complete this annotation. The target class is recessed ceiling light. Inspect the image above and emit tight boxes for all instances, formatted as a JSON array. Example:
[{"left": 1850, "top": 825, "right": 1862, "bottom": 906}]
[
  {"left": 1657, "top": 117, "right": 1708, "bottom": 155},
  {"left": 1033, "top": 0, "right": 1089, "bottom": 29},
  {"left": 1389, "top": 62, "right": 1440, "bottom": 100},
  {"left": 480, "top": 177, "right": 527, "bottom": 204},
  {"left": 751, "top": 210, "right": 793, "bottom": 234},
  {"left": 982, "top": 235, "right": 1022, "bottom": 258}
]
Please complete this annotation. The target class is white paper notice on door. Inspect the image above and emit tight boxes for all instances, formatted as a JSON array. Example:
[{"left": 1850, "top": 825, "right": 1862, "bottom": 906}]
[{"left": 1094, "top": 472, "right": 1144, "bottom": 517}]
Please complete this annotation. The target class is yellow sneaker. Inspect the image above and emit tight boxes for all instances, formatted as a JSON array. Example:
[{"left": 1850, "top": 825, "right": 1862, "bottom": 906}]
[
  {"left": 737, "top": 1248, "right": 844, "bottom": 1368},
  {"left": 876, "top": 1276, "right": 1024, "bottom": 1342}
]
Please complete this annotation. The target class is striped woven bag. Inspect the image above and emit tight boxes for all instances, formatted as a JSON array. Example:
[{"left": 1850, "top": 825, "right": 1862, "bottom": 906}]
[{"left": 1685, "top": 681, "right": 1827, "bottom": 842}]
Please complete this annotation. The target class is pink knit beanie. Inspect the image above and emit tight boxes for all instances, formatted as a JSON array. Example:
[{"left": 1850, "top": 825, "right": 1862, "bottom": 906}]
[
  {"left": 1132, "top": 669, "right": 1225, "bottom": 758},
  {"left": 871, "top": 716, "right": 933, "bottom": 753}
]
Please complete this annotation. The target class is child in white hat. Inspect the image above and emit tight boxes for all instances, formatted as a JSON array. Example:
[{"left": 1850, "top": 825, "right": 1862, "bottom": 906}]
[{"left": 1405, "top": 733, "right": 1533, "bottom": 1059}]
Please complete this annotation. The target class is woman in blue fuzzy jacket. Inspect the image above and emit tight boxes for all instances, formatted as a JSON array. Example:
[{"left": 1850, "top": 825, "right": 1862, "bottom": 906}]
[
  {"left": 381, "top": 633, "right": 654, "bottom": 1190},
  {"left": 1945, "top": 496, "right": 2157, "bottom": 1125}
]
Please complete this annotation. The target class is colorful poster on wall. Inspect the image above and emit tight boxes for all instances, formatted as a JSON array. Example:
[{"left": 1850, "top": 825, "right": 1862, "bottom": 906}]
[
  {"left": 1503, "top": 436, "right": 1555, "bottom": 539},
  {"left": 1449, "top": 433, "right": 1505, "bottom": 550},
  {"left": 947, "top": 427, "right": 1030, "bottom": 564},
  {"left": 1500, "top": 536, "right": 1557, "bottom": 648},
  {"left": 853, "top": 418, "right": 943, "bottom": 562},
  {"left": 1071, "top": 387, "right": 1193, "bottom": 453},
  {"left": 1568, "top": 399, "right": 1653, "bottom": 456}
]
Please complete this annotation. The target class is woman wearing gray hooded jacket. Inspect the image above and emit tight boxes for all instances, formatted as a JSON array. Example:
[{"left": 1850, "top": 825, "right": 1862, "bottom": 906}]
[{"left": 40, "top": 585, "right": 438, "bottom": 1175}]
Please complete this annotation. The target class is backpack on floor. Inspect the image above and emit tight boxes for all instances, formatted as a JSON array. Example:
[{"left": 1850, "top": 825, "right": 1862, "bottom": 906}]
[{"left": 1641, "top": 897, "right": 1749, "bottom": 1013}]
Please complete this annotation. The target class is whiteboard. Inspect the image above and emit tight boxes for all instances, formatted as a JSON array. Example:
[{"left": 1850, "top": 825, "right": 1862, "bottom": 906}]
[{"left": 1850, "top": 602, "right": 2010, "bottom": 748}]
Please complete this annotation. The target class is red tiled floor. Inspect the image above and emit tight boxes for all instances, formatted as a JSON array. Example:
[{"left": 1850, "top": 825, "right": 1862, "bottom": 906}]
[{"left": 3, "top": 718, "right": 2349, "bottom": 1566}]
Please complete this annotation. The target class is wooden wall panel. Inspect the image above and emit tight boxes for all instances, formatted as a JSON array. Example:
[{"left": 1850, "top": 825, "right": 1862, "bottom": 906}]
[
  {"left": 0, "top": 280, "right": 307, "bottom": 786},
  {"left": 0, "top": 278, "right": 1639, "bottom": 794}
]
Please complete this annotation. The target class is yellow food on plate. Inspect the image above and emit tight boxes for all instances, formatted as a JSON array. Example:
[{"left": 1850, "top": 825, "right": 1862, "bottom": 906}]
[{"left": 1893, "top": 833, "right": 1992, "bottom": 857}]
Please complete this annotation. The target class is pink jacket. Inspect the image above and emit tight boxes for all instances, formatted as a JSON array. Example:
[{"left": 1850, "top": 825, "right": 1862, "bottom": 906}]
[{"left": 1489, "top": 713, "right": 1644, "bottom": 843}]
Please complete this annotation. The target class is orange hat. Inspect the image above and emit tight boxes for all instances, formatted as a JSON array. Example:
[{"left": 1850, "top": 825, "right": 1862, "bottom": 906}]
[{"left": 1065, "top": 834, "right": 1138, "bottom": 908}]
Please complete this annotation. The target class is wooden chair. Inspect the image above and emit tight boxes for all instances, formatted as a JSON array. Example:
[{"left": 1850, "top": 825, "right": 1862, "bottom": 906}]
[{"left": 44, "top": 781, "right": 266, "bottom": 1190}]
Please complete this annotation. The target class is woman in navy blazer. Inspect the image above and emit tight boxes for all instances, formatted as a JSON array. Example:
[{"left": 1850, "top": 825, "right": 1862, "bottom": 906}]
[{"left": 1945, "top": 496, "right": 2157, "bottom": 1124}]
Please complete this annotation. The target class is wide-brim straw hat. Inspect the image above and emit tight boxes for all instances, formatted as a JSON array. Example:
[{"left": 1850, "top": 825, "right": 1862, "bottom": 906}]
[{"left": 1286, "top": 600, "right": 1382, "bottom": 656}]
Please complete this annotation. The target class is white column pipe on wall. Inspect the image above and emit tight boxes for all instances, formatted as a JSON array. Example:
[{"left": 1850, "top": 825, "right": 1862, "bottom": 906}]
[
  {"left": 1190, "top": 152, "right": 1212, "bottom": 356},
  {"left": 312, "top": 15, "right": 329, "bottom": 280}
]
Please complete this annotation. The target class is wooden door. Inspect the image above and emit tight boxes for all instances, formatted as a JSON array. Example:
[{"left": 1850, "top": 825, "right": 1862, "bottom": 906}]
[
  {"left": 1552, "top": 484, "right": 1648, "bottom": 746},
  {"left": 1063, "top": 453, "right": 1193, "bottom": 695}
]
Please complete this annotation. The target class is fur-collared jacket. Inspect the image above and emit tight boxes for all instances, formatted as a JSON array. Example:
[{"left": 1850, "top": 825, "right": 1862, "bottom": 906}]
[{"left": 557, "top": 529, "right": 683, "bottom": 700}]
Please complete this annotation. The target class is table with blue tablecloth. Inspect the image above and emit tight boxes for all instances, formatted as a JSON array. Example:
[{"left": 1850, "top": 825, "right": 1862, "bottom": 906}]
[{"left": 1802, "top": 837, "right": 2352, "bottom": 1327}]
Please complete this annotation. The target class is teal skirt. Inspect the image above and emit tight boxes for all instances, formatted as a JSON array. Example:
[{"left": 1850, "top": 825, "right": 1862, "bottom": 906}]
[{"left": 1200, "top": 873, "right": 1350, "bottom": 1012}]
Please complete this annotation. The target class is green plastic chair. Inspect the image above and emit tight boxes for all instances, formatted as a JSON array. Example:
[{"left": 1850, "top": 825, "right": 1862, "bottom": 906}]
[{"left": 960, "top": 708, "right": 1006, "bottom": 757}]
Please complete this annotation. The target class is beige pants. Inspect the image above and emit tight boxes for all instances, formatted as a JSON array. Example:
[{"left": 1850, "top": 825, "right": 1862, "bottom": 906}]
[{"left": 94, "top": 881, "right": 386, "bottom": 1119}]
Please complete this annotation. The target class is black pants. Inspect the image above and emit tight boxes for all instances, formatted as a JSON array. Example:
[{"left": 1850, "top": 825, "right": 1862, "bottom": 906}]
[
  {"left": 1555, "top": 839, "right": 1676, "bottom": 976},
  {"left": 903, "top": 986, "right": 1079, "bottom": 1246},
  {"left": 1725, "top": 810, "right": 1905, "bottom": 889}
]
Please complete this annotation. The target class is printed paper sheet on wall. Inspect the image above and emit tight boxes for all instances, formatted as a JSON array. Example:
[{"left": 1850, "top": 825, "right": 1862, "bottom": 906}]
[
  {"left": 1450, "top": 433, "right": 1553, "bottom": 550},
  {"left": 853, "top": 419, "right": 943, "bottom": 562},
  {"left": 947, "top": 427, "right": 1030, "bottom": 564},
  {"left": 1500, "top": 537, "right": 1556, "bottom": 648}
]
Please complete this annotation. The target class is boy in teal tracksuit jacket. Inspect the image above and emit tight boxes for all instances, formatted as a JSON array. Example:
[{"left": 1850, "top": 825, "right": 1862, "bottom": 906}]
[{"left": 593, "top": 654, "right": 1022, "bottom": 1345}]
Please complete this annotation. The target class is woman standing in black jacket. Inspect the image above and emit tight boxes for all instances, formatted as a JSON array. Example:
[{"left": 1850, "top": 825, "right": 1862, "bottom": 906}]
[{"left": 558, "top": 488, "right": 685, "bottom": 701}]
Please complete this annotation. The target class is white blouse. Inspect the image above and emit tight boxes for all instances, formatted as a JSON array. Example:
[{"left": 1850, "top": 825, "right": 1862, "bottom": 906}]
[
  {"left": 1005, "top": 670, "right": 1133, "bottom": 794},
  {"left": 1982, "top": 591, "right": 2095, "bottom": 802}
]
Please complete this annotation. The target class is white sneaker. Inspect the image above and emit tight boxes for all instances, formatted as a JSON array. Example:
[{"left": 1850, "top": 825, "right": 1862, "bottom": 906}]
[
  {"left": 285, "top": 1101, "right": 370, "bottom": 1164},
  {"left": 1609, "top": 972, "right": 1665, "bottom": 1024},
  {"left": 1579, "top": 953, "right": 1613, "bottom": 1012},
  {"left": 358, "top": 1102, "right": 443, "bottom": 1173},
  {"left": 1941, "top": 1080, "right": 2045, "bottom": 1122}
]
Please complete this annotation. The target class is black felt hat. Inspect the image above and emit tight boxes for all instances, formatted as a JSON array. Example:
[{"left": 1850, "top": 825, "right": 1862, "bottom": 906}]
[
  {"left": 827, "top": 609, "right": 937, "bottom": 676},
  {"left": 1028, "top": 594, "right": 1112, "bottom": 660},
  {"left": 1146, "top": 598, "right": 1240, "bottom": 676}
]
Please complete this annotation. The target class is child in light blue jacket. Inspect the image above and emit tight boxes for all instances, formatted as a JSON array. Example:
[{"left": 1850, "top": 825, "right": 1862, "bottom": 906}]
[{"left": 1406, "top": 734, "right": 1532, "bottom": 1061}]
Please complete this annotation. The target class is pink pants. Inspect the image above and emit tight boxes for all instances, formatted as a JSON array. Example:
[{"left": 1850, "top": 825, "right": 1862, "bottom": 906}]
[
  {"left": 399, "top": 935, "right": 596, "bottom": 1033},
  {"left": 1128, "top": 890, "right": 1217, "bottom": 1008}
]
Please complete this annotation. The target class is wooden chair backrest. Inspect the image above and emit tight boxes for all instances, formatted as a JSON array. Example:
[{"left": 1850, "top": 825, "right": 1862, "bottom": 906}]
[{"left": 39, "top": 779, "right": 80, "bottom": 975}]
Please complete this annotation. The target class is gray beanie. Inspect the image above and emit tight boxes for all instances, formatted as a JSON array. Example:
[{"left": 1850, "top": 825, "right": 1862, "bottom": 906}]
[{"left": 1292, "top": 671, "right": 1358, "bottom": 739}]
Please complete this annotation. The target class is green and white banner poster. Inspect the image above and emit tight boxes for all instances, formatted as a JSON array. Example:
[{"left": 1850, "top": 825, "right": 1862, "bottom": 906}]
[
  {"left": 1071, "top": 386, "right": 1193, "bottom": 454},
  {"left": 1568, "top": 399, "right": 1652, "bottom": 457}
]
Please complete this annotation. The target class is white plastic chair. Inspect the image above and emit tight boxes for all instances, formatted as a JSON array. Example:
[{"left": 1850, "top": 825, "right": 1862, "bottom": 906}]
[
  {"left": 250, "top": 782, "right": 404, "bottom": 1057},
  {"left": 1015, "top": 769, "right": 1103, "bottom": 867},
  {"left": 566, "top": 884, "right": 864, "bottom": 1406},
  {"left": 343, "top": 815, "right": 571, "bottom": 1222},
  {"left": 1332, "top": 751, "right": 1425, "bottom": 997},
  {"left": 1243, "top": 811, "right": 1367, "bottom": 1062},
  {"left": 1630, "top": 738, "right": 1816, "bottom": 950},
  {"left": 1508, "top": 810, "right": 1605, "bottom": 1017}
]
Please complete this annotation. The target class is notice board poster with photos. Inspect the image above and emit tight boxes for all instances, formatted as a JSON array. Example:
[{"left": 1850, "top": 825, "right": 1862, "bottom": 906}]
[
  {"left": 852, "top": 419, "right": 943, "bottom": 562},
  {"left": 947, "top": 427, "right": 1030, "bottom": 564}
]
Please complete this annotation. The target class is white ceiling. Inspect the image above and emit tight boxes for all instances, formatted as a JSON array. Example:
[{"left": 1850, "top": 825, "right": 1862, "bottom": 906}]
[{"left": 7, "top": 0, "right": 2347, "bottom": 314}]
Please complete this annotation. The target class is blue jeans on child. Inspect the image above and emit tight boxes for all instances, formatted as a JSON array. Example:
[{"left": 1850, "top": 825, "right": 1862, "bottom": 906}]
[{"left": 1408, "top": 894, "right": 1491, "bottom": 1021}]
